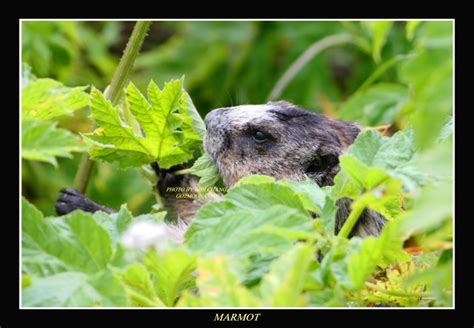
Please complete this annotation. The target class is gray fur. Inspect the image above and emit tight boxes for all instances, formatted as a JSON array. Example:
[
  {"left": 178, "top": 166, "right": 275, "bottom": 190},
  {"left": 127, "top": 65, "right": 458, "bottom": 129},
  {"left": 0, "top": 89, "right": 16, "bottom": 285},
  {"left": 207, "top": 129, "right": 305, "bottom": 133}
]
[
  {"left": 56, "top": 101, "right": 387, "bottom": 242},
  {"left": 204, "top": 101, "right": 386, "bottom": 236}
]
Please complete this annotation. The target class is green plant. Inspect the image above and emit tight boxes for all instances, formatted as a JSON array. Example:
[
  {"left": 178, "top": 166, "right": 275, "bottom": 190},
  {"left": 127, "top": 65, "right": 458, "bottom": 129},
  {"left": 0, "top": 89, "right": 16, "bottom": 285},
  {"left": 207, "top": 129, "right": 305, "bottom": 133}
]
[{"left": 21, "top": 20, "right": 453, "bottom": 307}]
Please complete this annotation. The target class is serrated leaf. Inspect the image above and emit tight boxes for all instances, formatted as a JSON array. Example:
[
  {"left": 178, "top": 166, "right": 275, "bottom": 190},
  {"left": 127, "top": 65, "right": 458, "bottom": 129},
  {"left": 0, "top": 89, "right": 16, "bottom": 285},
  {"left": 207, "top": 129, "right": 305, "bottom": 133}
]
[
  {"left": 84, "top": 87, "right": 155, "bottom": 168},
  {"left": 282, "top": 179, "right": 337, "bottom": 234},
  {"left": 22, "top": 197, "right": 113, "bottom": 276},
  {"left": 22, "top": 119, "right": 86, "bottom": 166},
  {"left": 21, "top": 199, "right": 138, "bottom": 307},
  {"left": 22, "top": 270, "right": 127, "bottom": 307},
  {"left": 259, "top": 244, "right": 314, "bottom": 306},
  {"left": 334, "top": 129, "right": 429, "bottom": 195},
  {"left": 22, "top": 78, "right": 89, "bottom": 120},
  {"left": 93, "top": 205, "right": 133, "bottom": 249},
  {"left": 177, "top": 256, "right": 261, "bottom": 307},
  {"left": 144, "top": 248, "right": 197, "bottom": 306},
  {"left": 86, "top": 79, "right": 201, "bottom": 169},
  {"left": 190, "top": 153, "right": 221, "bottom": 191},
  {"left": 180, "top": 91, "right": 206, "bottom": 139},
  {"left": 347, "top": 220, "right": 410, "bottom": 290},
  {"left": 117, "top": 264, "right": 165, "bottom": 307},
  {"left": 185, "top": 177, "right": 314, "bottom": 282}
]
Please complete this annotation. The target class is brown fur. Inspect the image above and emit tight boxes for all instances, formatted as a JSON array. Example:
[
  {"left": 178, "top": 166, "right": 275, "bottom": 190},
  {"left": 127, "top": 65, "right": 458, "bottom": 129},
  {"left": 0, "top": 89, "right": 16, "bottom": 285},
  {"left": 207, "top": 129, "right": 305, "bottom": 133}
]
[
  {"left": 56, "top": 101, "right": 386, "bottom": 239},
  {"left": 168, "top": 101, "right": 386, "bottom": 237}
]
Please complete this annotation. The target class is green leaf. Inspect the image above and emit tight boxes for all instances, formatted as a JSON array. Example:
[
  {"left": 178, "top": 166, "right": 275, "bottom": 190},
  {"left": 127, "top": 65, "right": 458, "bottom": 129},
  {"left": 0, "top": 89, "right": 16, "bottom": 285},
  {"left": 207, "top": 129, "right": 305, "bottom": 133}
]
[
  {"left": 117, "top": 264, "right": 165, "bottom": 307},
  {"left": 185, "top": 177, "right": 315, "bottom": 282},
  {"left": 406, "top": 21, "right": 421, "bottom": 40},
  {"left": 414, "top": 137, "right": 452, "bottom": 183},
  {"left": 399, "top": 181, "right": 453, "bottom": 236},
  {"left": 144, "top": 248, "right": 197, "bottom": 306},
  {"left": 318, "top": 219, "right": 409, "bottom": 293},
  {"left": 22, "top": 274, "right": 33, "bottom": 288},
  {"left": 334, "top": 129, "right": 429, "bottom": 194},
  {"left": 177, "top": 256, "right": 261, "bottom": 307},
  {"left": 308, "top": 289, "right": 346, "bottom": 307},
  {"left": 93, "top": 204, "right": 133, "bottom": 248},
  {"left": 21, "top": 199, "right": 138, "bottom": 307},
  {"left": 180, "top": 91, "right": 206, "bottom": 139},
  {"left": 84, "top": 86, "right": 155, "bottom": 168},
  {"left": 362, "top": 21, "right": 393, "bottom": 62},
  {"left": 186, "top": 178, "right": 312, "bottom": 256},
  {"left": 338, "top": 83, "right": 409, "bottom": 126},
  {"left": 22, "top": 197, "right": 113, "bottom": 276},
  {"left": 22, "top": 78, "right": 89, "bottom": 120},
  {"left": 259, "top": 244, "right": 314, "bottom": 306},
  {"left": 347, "top": 220, "right": 410, "bottom": 290},
  {"left": 399, "top": 22, "right": 452, "bottom": 149},
  {"left": 284, "top": 179, "right": 337, "bottom": 233},
  {"left": 85, "top": 79, "right": 202, "bottom": 169},
  {"left": 190, "top": 152, "right": 221, "bottom": 191},
  {"left": 417, "top": 21, "right": 453, "bottom": 49},
  {"left": 400, "top": 51, "right": 452, "bottom": 149},
  {"left": 22, "top": 119, "right": 86, "bottom": 166},
  {"left": 22, "top": 270, "right": 128, "bottom": 307}
]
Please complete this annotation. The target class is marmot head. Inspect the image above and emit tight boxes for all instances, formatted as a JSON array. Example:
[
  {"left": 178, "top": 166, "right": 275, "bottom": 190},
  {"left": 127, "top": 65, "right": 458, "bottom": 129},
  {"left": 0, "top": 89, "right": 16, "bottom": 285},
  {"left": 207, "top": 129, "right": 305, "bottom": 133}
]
[{"left": 204, "top": 101, "right": 360, "bottom": 187}]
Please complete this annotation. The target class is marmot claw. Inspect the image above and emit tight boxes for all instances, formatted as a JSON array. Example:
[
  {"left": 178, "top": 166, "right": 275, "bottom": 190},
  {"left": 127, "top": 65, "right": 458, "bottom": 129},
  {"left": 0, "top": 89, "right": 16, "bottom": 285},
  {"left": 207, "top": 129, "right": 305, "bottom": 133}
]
[{"left": 55, "top": 188, "right": 113, "bottom": 215}]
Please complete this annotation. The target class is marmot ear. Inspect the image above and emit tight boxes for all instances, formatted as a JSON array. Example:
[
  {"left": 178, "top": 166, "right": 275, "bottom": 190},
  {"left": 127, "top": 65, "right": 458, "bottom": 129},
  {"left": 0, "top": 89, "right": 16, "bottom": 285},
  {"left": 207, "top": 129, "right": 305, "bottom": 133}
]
[{"left": 324, "top": 117, "right": 361, "bottom": 150}]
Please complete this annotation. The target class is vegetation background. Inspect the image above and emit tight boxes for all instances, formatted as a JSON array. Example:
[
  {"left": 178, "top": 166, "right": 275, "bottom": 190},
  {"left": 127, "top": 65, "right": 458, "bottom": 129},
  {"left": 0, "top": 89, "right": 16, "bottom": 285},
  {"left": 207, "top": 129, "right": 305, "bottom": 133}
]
[
  {"left": 21, "top": 20, "right": 453, "bottom": 308},
  {"left": 22, "top": 20, "right": 435, "bottom": 216}
]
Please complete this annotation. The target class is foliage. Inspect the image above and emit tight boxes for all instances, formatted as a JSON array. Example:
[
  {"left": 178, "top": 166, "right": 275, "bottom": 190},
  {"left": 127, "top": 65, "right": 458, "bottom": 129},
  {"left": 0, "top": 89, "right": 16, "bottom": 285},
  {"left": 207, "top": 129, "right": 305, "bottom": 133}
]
[
  {"left": 84, "top": 79, "right": 203, "bottom": 169},
  {"left": 21, "top": 20, "right": 453, "bottom": 307},
  {"left": 21, "top": 68, "right": 88, "bottom": 166}
]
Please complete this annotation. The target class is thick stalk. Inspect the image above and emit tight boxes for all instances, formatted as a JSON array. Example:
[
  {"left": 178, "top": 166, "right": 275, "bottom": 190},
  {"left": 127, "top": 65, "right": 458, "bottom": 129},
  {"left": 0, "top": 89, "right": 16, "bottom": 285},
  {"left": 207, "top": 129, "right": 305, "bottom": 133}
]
[{"left": 73, "top": 21, "right": 152, "bottom": 193}]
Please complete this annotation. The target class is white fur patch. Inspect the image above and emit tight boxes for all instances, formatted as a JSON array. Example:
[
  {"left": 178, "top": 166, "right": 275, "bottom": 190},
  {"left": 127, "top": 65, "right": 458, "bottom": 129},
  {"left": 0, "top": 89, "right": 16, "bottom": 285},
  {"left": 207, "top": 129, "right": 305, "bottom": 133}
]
[{"left": 225, "top": 104, "right": 274, "bottom": 127}]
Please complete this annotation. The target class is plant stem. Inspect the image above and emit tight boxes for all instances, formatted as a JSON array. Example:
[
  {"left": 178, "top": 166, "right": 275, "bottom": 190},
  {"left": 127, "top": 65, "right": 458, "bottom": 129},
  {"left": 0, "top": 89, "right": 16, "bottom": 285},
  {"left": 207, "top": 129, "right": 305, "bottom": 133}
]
[
  {"left": 73, "top": 21, "right": 152, "bottom": 193},
  {"left": 73, "top": 154, "right": 95, "bottom": 194},
  {"left": 267, "top": 33, "right": 353, "bottom": 101},
  {"left": 174, "top": 168, "right": 194, "bottom": 175},
  {"left": 337, "top": 200, "right": 365, "bottom": 238},
  {"left": 365, "top": 282, "right": 432, "bottom": 298},
  {"left": 353, "top": 54, "right": 409, "bottom": 94}
]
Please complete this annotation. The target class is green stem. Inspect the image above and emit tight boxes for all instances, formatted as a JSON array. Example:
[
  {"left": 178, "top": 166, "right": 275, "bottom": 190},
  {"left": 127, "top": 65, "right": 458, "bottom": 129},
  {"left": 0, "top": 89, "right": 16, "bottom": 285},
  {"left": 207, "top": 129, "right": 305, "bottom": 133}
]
[
  {"left": 138, "top": 166, "right": 165, "bottom": 208},
  {"left": 174, "top": 168, "right": 194, "bottom": 175},
  {"left": 267, "top": 33, "right": 353, "bottom": 101},
  {"left": 365, "top": 282, "right": 432, "bottom": 298},
  {"left": 337, "top": 200, "right": 365, "bottom": 238},
  {"left": 354, "top": 54, "right": 409, "bottom": 94},
  {"left": 73, "top": 154, "right": 95, "bottom": 194},
  {"left": 73, "top": 21, "right": 152, "bottom": 193}
]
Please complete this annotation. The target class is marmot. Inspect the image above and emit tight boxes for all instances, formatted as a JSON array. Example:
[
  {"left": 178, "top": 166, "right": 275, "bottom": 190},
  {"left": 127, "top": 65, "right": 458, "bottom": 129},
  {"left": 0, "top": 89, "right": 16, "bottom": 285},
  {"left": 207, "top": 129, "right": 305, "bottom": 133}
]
[{"left": 56, "top": 101, "right": 386, "bottom": 240}]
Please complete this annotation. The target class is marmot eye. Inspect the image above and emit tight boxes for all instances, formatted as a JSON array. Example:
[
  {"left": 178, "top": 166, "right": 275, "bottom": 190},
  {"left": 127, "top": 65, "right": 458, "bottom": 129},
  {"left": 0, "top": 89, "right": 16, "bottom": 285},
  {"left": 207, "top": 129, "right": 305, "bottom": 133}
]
[{"left": 253, "top": 130, "right": 268, "bottom": 142}]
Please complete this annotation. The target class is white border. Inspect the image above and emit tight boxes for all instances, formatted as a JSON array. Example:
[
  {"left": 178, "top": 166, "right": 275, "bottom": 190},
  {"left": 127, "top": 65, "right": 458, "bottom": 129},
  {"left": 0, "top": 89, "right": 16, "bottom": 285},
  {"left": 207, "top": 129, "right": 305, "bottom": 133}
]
[{"left": 19, "top": 18, "right": 455, "bottom": 310}]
